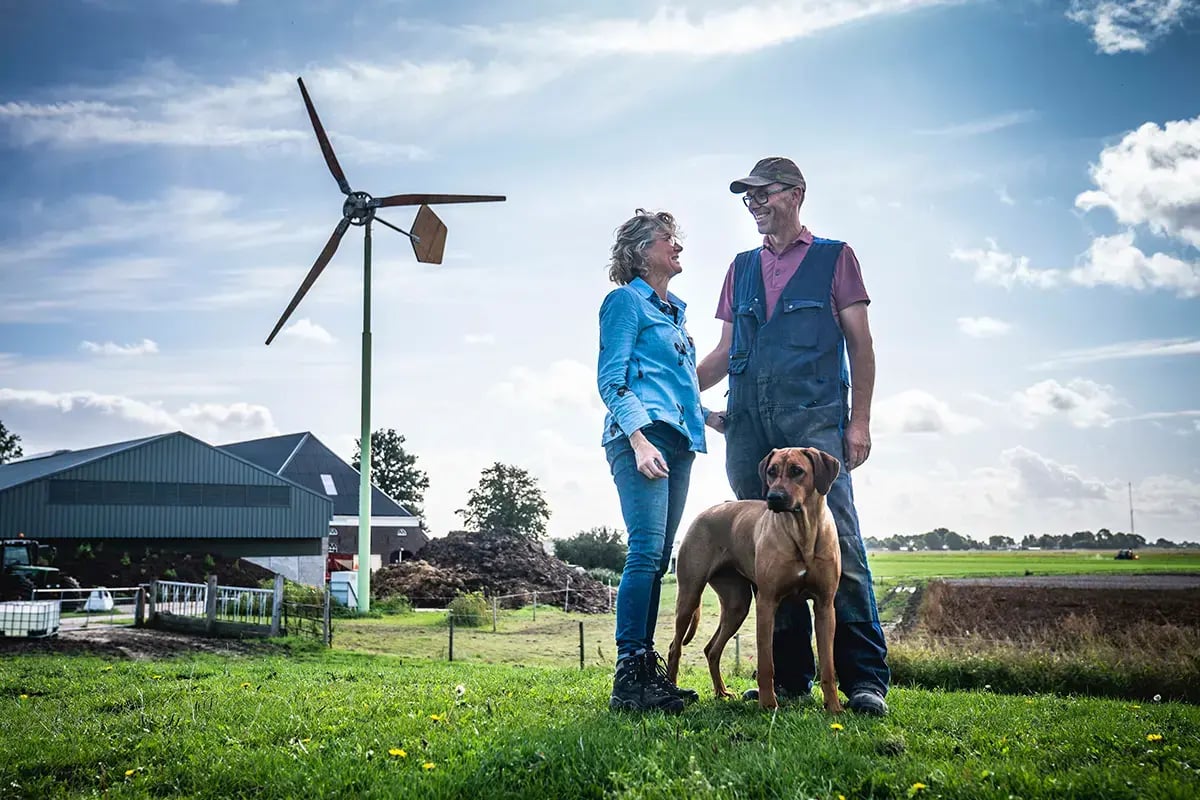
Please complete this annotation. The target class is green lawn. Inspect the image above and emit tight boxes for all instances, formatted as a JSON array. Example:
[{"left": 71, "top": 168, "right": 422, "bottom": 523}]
[
  {"left": 2, "top": 649, "right": 1197, "bottom": 799},
  {"left": 865, "top": 547, "right": 1200, "bottom": 580}
]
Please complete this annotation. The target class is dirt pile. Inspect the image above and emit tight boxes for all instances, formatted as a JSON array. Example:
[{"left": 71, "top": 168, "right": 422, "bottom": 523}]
[
  {"left": 913, "top": 576, "right": 1200, "bottom": 639},
  {"left": 371, "top": 528, "right": 611, "bottom": 612}
]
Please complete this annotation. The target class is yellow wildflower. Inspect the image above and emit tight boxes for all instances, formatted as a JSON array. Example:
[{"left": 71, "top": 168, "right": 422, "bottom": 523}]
[
  {"left": 18, "top": 694, "right": 28, "bottom": 700},
  {"left": 429, "top": 713, "right": 443, "bottom": 722},
  {"left": 909, "top": 783, "right": 928, "bottom": 796},
  {"left": 829, "top": 723, "right": 844, "bottom": 731},
  {"left": 240, "top": 682, "right": 251, "bottom": 689},
  {"left": 124, "top": 769, "right": 136, "bottom": 777},
  {"left": 1147, "top": 733, "right": 1163, "bottom": 742},
  {"left": 423, "top": 762, "right": 436, "bottom": 770},
  {"left": 389, "top": 748, "right": 407, "bottom": 758}
]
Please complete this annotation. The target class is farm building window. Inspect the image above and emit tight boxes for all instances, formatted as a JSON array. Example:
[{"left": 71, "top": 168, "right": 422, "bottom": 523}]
[{"left": 46, "top": 480, "right": 292, "bottom": 508}]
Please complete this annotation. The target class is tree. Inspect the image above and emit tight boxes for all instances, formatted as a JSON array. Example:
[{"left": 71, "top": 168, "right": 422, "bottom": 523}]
[
  {"left": 0, "top": 419, "right": 22, "bottom": 465},
  {"left": 457, "top": 462, "right": 551, "bottom": 540},
  {"left": 555, "top": 526, "right": 627, "bottom": 571},
  {"left": 988, "top": 535, "right": 1015, "bottom": 550},
  {"left": 352, "top": 429, "right": 429, "bottom": 521}
]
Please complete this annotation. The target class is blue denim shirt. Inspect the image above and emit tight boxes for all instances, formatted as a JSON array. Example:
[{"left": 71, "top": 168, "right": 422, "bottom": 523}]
[{"left": 597, "top": 277, "right": 707, "bottom": 453}]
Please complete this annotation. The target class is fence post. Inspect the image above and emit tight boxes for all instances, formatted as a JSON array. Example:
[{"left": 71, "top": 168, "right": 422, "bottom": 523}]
[
  {"left": 448, "top": 614, "right": 455, "bottom": 662},
  {"left": 565, "top": 577, "right": 570, "bottom": 613},
  {"left": 492, "top": 596, "right": 498, "bottom": 633},
  {"left": 204, "top": 575, "right": 218, "bottom": 634},
  {"left": 134, "top": 586, "right": 145, "bottom": 628},
  {"left": 323, "top": 585, "right": 332, "bottom": 647},
  {"left": 147, "top": 580, "right": 157, "bottom": 623},
  {"left": 579, "top": 621, "right": 584, "bottom": 670},
  {"left": 532, "top": 591, "right": 537, "bottom": 621},
  {"left": 734, "top": 634, "right": 740, "bottom": 676},
  {"left": 270, "top": 573, "right": 284, "bottom": 637},
  {"left": 608, "top": 581, "right": 614, "bottom": 613}
]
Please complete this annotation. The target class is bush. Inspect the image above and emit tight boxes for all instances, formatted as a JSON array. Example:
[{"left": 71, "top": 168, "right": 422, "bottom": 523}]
[
  {"left": 448, "top": 591, "right": 489, "bottom": 627},
  {"left": 586, "top": 567, "right": 621, "bottom": 585},
  {"left": 374, "top": 595, "right": 413, "bottom": 615}
]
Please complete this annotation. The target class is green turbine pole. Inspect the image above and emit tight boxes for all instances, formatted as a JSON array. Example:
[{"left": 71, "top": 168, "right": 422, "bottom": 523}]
[{"left": 357, "top": 220, "right": 373, "bottom": 613}]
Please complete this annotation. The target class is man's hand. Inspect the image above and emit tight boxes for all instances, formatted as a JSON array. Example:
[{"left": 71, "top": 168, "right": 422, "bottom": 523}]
[
  {"left": 844, "top": 418, "right": 871, "bottom": 471},
  {"left": 705, "top": 409, "right": 726, "bottom": 434}
]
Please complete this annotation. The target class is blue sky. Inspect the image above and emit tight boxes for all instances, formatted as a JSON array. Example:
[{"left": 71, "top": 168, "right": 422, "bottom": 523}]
[{"left": 1, "top": 0, "right": 1197, "bottom": 544}]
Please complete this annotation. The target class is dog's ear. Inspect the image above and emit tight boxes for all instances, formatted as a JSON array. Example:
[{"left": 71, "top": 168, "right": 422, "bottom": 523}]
[
  {"left": 805, "top": 448, "right": 841, "bottom": 496},
  {"left": 757, "top": 449, "right": 777, "bottom": 497}
]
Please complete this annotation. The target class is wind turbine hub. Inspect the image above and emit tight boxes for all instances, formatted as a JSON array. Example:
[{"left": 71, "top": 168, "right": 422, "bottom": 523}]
[{"left": 342, "top": 191, "right": 376, "bottom": 226}]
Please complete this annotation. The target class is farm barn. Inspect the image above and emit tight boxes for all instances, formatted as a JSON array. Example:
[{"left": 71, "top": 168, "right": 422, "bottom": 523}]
[
  {"left": 0, "top": 431, "right": 331, "bottom": 586},
  {"left": 219, "top": 431, "right": 427, "bottom": 573}
]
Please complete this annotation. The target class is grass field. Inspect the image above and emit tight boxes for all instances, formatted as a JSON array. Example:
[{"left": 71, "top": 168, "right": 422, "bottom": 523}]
[
  {"left": 2, "top": 648, "right": 1198, "bottom": 799},
  {"left": 865, "top": 548, "right": 1200, "bottom": 579}
]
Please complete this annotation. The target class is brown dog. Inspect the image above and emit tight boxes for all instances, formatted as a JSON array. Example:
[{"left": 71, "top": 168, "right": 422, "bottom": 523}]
[{"left": 666, "top": 447, "right": 843, "bottom": 712}]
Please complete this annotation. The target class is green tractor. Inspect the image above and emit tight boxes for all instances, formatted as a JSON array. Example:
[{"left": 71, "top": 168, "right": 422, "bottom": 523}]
[{"left": 1, "top": 536, "right": 83, "bottom": 609}]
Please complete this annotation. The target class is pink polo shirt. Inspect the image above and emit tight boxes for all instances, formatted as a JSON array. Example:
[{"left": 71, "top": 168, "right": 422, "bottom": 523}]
[{"left": 715, "top": 227, "right": 869, "bottom": 328}]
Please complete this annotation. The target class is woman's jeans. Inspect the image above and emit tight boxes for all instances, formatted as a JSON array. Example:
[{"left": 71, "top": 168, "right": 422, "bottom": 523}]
[{"left": 605, "top": 421, "right": 695, "bottom": 664}]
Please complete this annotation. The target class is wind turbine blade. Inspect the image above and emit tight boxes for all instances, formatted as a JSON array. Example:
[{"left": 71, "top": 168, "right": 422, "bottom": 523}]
[
  {"left": 410, "top": 205, "right": 448, "bottom": 264},
  {"left": 373, "top": 193, "right": 506, "bottom": 208},
  {"left": 265, "top": 218, "right": 351, "bottom": 345},
  {"left": 297, "top": 77, "right": 351, "bottom": 195}
]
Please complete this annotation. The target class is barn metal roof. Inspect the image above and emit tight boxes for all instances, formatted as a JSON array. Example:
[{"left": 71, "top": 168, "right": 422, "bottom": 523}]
[{"left": 0, "top": 433, "right": 167, "bottom": 492}]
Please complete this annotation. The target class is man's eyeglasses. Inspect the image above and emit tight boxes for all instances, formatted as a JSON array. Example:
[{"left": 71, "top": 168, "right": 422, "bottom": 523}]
[{"left": 741, "top": 185, "right": 793, "bottom": 208}]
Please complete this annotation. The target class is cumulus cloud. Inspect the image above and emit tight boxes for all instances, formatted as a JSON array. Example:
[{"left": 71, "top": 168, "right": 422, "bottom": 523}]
[
  {"left": 0, "top": 388, "right": 277, "bottom": 442},
  {"left": 1001, "top": 446, "right": 1111, "bottom": 501},
  {"left": 957, "top": 316, "right": 1011, "bottom": 338},
  {"left": 279, "top": 319, "right": 336, "bottom": 345},
  {"left": 873, "top": 390, "right": 982, "bottom": 435},
  {"left": 1009, "top": 378, "right": 1124, "bottom": 428},
  {"left": 950, "top": 239, "right": 1060, "bottom": 289},
  {"left": 1131, "top": 473, "right": 1200, "bottom": 521},
  {"left": 1069, "top": 231, "right": 1200, "bottom": 297},
  {"left": 1075, "top": 115, "right": 1200, "bottom": 247},
  {"left": 80, "top": 338, "right": 160, "bottom": 356},
  {"left": 1067, "top": 0, "right": 1199, "bottom": 54}
]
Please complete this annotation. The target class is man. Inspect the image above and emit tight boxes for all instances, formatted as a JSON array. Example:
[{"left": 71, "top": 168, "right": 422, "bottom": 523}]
[{"left": 697, "top": 156, "right": 890, "bottom": 715}]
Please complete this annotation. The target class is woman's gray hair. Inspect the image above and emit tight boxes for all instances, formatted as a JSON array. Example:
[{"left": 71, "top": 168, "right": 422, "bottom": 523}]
[{"left": 607, "top": 208, "right": 681, "bottom": 285}]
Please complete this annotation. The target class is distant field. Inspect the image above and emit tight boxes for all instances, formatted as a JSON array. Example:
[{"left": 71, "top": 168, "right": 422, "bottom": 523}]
[{"left": 866, "top": 548, "right": 1200, "bottom": 580}]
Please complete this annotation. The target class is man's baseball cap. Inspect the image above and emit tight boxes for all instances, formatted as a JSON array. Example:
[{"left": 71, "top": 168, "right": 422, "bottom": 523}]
[{"left": 729, "top": 157, "right": 806, "bottom": 194}]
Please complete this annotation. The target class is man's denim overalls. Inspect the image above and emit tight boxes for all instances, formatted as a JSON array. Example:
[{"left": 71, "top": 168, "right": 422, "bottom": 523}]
[{"left": 725, "top": 239, "right": 890, "bottom": 696}]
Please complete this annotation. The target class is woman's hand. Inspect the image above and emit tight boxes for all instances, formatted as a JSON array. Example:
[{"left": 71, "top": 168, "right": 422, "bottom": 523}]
[{"left": 630, "top": 430, "right": 669, "bottom": 479}]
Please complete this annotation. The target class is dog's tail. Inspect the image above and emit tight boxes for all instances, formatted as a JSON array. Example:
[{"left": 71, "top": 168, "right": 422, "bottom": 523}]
[{"left": 680, "top": 606, "right": 701, "bottom": 646}]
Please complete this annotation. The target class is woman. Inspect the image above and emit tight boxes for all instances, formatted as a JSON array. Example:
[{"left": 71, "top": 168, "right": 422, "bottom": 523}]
[{"left": 597, "top": 209, "right": 718, "bottom": 713}]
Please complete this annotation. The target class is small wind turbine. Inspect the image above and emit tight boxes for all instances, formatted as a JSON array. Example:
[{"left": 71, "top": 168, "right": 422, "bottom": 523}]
[{"left": 266, "top": 77, "right": 505, "bottom": 612}]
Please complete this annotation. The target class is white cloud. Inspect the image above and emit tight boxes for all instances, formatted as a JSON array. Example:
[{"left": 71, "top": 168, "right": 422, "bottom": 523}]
[
  {"left": 873, "top": 390, "right": 982, "bottom": 435},
  {"left": 1035, "top": 337, "right": 1200, "bottom": 368},
  {"left": 996, "top": 185, "right": 1016, "bottom": 206},
  {"left": 80, "top": 338, "right": 160, "bottom": 356},
  {"left": 0, "top": 388, "right": 277, "bottom": 442},
  {"left": 1001, "top": 445, "right": 1111, "bottom": 501},
  {"left": 468, "top": 0, "right": 958, "bottom": 57},
  {"left": 950, "top": 238, "right": 1060, "bottom": 289},
  {"left": 1075, "top": 115, "right": 1200, "bottom": 247},
  {"left": 1067, "top": 0, "right": 1199, "bottom": 54},
  {"left": 463, "top": 333, "right": 496, "bottom": 346},
  {"left": 280, "top": 319, "right": 336, "bottom": 345},
  {"left": 1009, "top": 378, "right": 1124, "bottom": 428},
  {"left": 957, "top": 316, "right": 1011, "bottom": 337},
  {"left": 913, "top": 109, "right": 1037, "bottom": 137},
  {"left": 488, "top": 359, "right": 602, "bottom": 415},
  {"left": 1069, "top": 231, "right": 1200, "bottom": 297},
  {"left": 1131, "top": 473, "right": 1200, "bottom": 521}
]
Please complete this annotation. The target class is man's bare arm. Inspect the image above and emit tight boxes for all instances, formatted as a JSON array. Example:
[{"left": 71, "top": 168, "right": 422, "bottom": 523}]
[
  {"left": 697, "top": 322, "right": 733, "bottom": 392},
  {"left": 840, "top": 302, "right": 875, "bottom": 469}
]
